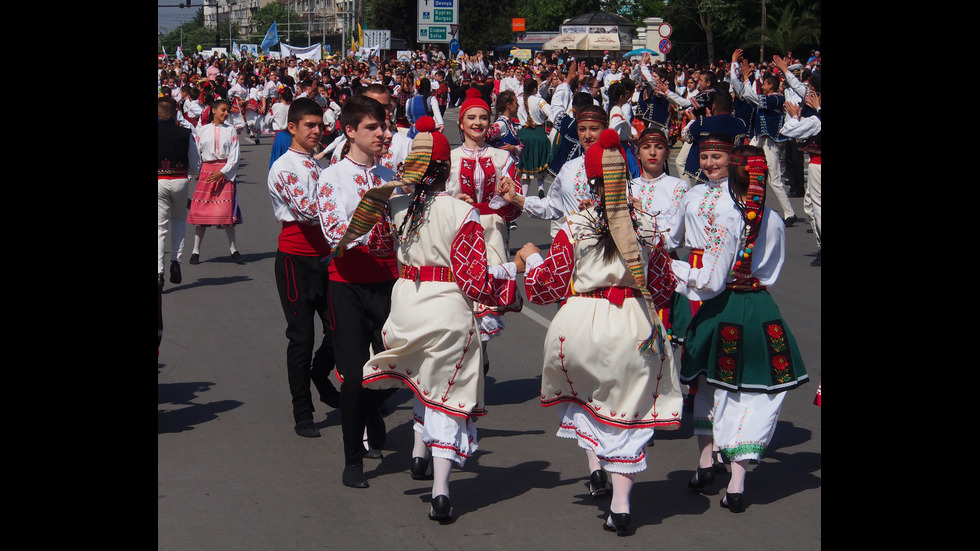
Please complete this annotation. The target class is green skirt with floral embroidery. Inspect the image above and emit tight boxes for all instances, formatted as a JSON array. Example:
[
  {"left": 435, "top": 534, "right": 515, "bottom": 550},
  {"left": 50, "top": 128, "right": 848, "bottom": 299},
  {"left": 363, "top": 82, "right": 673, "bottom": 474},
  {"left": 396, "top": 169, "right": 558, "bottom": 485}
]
[{"left": 679, "top": 288, "right": 808, "bottom": 393}]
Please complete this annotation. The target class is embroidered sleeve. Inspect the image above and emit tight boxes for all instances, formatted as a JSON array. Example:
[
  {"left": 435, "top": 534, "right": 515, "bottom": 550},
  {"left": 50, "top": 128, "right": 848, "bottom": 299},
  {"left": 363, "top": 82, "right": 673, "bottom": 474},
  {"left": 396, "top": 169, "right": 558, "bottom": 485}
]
[
  {"left": 315, "top": 173, "right": 351, "bottom": 246},
  {"left": 671, "top": 209, "right": 741, "bottom": 301},
  {"left": 451, "top": 218, "right": 517, "bottom": 307},
  {"left": 486, "top": 120, "right": 504, "bottom": 145},
  {"left": 525, "top": 225, "right": 575, "bottom": 305},
  {"left": 272, "top": 169, "right": 319, "bottom": 221}
]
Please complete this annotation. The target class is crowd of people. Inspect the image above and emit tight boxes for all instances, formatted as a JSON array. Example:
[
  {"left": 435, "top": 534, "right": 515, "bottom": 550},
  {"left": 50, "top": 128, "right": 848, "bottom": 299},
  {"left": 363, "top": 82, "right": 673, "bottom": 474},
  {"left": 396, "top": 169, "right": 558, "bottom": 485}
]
[{"left": 158, "top": 41, "right": 821, "bottom": 534}]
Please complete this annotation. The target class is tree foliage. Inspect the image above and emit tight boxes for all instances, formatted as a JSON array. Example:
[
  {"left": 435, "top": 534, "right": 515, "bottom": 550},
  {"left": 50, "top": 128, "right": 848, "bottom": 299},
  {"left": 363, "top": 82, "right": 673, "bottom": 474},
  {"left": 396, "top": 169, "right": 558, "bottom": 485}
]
[
  {"left": 741, "top": 4, "right": 820, "bottom": 60},
  {"left": 249, "top": 1, "right": 307, "bottom": 46}
]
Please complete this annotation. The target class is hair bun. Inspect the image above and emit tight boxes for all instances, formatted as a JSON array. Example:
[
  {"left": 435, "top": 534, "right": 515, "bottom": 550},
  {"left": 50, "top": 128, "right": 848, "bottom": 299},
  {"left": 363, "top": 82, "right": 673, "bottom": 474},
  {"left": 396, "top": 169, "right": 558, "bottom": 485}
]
[
  {"left": 598, "top": 128, "right": 621, "bottom": 149},
  {"left": 416, "top": 116, "right": 436, "bottom": 133}
]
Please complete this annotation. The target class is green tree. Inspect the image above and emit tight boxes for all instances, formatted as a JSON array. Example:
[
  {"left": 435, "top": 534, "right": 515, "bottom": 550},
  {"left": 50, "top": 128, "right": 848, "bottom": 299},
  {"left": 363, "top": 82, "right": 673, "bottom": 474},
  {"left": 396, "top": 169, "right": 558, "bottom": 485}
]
[
  {"left": 741, "top": 3, "right": 820, "bottom": 61},
  {"left": 366, "top": 0, "right": 417, "bottom": 49},
  {"left": 249, "top": 1, "right": 306, "bottom": 47},
  {"left": 517, "top": 0, "right": 602, "bottom": 32}
]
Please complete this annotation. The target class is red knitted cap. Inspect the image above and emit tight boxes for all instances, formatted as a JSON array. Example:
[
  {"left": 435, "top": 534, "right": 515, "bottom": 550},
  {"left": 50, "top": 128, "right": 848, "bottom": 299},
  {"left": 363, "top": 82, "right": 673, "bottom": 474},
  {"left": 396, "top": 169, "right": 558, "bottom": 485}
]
[
  {"left": 459, "top": 88, "right": 489, "bottom": 120},
  {"left": 415, "top": 116, "right": 450, "bottom": 161},
  {"left": 584, "top": 129, "right": 625, "bottom": 180}
]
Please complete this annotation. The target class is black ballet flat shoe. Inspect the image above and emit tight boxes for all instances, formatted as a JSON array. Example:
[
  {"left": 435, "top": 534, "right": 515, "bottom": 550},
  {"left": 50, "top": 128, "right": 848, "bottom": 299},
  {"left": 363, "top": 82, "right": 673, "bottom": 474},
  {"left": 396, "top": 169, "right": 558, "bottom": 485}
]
[
  {"left": 429, "top": 494, "right": 452, "bottom": 522},
  {"left": 189, "top": 253, "right": 200, "bottom": 265},
  {"left": 712, "top": 451, "right": 728, "bottom": 473},
  {"left": 602, "top": 512, "right": 631, "bottom": 536},
  {"left": 721, "top": 492, "right": 745, "bottom": 513},
  {"left": 410, "top": 457, "right": 433, "bottom": 480},
  {"left": 688, "top": 466, "right": 716, "bottom": 490},
  {"left": 231, "top": 251, "right": 246, "bottom": 264},
  {"left": 589, "top": 469, "right": 609, "bottom": 497}
]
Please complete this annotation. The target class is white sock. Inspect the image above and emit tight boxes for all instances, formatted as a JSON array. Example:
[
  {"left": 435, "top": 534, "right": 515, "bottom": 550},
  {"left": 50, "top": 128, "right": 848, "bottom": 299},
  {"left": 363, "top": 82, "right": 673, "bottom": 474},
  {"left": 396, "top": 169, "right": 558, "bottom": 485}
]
[
  {"left": 192, "top": 226, "right": 206, "bottom": 255},
  {"left": 586, "top": 449, "right": 601, "bottom": 473},
  {"left": 431, "top": 457, "right": 452, "bottom": 498},
  {"left": 609, "top": 472, "right": 634, "bottom": 514},
  {"left": 727, "top": 460, "right": 748, "bottom": 494}
]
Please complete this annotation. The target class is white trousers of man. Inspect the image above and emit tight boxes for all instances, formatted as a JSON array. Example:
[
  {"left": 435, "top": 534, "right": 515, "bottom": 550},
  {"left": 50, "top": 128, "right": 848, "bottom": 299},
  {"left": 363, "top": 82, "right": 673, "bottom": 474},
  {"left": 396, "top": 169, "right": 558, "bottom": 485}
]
[
  {"left": 158, "top": 177, "right": 189, "bottom": 274},
  {"left": 802, "top": 161, "right": 821, "bottom": 248},
  {"left": 750, "top": 134, "right": 796, "bottom": 220}
]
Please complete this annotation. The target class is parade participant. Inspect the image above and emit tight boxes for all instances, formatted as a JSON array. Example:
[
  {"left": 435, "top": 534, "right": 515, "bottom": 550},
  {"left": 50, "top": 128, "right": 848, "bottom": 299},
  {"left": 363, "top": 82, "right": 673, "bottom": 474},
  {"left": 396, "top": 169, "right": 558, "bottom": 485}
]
[
  {"left": 182, "top": 86, "right": 203, "bottom": 127},
  {"left": 267, "top": 86, "right": 294, "bottom": 168},
  {"left": 158, "top": 97, "right": 200, "bottom": 285},
  {"left": 318, "top": 84, "right": 411, "bottom": 176},
  {"left": 356, "top": 116, "right": 524, "bottom": 522},
  {"left": 548, "top": 62, "right": 578, "bottom": 123},
  {"left": 500, "top": 103, "right": 607, "bottom": 239},
  {"left": 653, "top": 70, "right": 717, "bottom": 184},
  {"left": 671, "top": 144, "right": 809, "bottom": 512},
  {"left": 632, "top": 57, "right": 675, "bottom": 143},
  {"left": 731, "top": 50, "right": 798, "bottom": 226},
  {"left": 680, "top": 86, "right": 749, "bottom": 184},
  {"left": 547, "top": 92, "right": 595, "bottom": 179},
  {"left": 406, "top": 78, "right": 444, "bottom": 138},
  {"left": 447, "top": 88, "right": 523, "bottom": 375},
  {"left": 267, "top": 97, "right": 342, "bottom": 439},
  {"left": 607, "top": 81, "right": 639, "bottom": 178},
  {"left": 226, "top": 73, "right": 249, "bottom": 135},
  {"left": 780, "top": 83, "right": 821, "bottom": 266},
  {"left": 486, "top": 89, "right": 523, "bottom": 168},
  {"left": 516, "top": 79, "right": 551, "bottom": 199},
  {"left": 244, "top": 74, "right": 265, "bottom": 144},
  {"left": 630, "top": 128, "right": 689, "bottom": 239},
  {"left": 186, "top": 98, "right": 245, "bottom": 265},
  {"left": 291, "top": 95, "right": 400, "bottom": 488},
  {"left": 522, "top": 128, "right": 682, "bottom": 537}
]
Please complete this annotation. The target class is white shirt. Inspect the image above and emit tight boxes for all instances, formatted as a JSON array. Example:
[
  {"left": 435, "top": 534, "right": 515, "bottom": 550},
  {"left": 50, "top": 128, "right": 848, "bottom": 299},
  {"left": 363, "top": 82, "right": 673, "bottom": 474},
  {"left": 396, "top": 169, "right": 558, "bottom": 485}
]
[
  {"left": 518, "top": 93, "right": 550, "bottom": 126},
  {"left": 671, "top": 206, "right": 785, "bottom": 302},
  {"left": 629, "top": 173, "right": 689, "bottom": 231},
  {"left": 193, "top": 121, "right": 240, "bottom": 180},
  {"left": 521, "top": 156, "right": 592, "bottom": 221},
  {"left": 268, "top": 147, "right": 323, "bottom": 223},
  {"left": 548, "top": 82, "right": 573, "bottom": 121}
]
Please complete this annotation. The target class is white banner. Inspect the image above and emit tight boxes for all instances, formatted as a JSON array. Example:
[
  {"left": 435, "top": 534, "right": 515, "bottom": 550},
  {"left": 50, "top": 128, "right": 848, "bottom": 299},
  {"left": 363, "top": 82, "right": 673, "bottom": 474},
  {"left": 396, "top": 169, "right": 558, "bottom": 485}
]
[{"left": 280, "top": 43, "right": 323, "bottom": 60}]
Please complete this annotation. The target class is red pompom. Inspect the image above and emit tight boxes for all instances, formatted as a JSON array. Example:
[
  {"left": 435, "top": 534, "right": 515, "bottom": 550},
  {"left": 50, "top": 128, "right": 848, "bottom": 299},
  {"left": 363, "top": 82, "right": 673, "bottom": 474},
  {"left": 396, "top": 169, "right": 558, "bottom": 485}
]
[
  {"left": 416, "top": 116, "right": 436, "bottom": 133},
  {"left": 466, "top": 88, "right": 482, "bottom": 99},
  {"left": 598, "top": 128, "right": 620, "bottom": 149}
]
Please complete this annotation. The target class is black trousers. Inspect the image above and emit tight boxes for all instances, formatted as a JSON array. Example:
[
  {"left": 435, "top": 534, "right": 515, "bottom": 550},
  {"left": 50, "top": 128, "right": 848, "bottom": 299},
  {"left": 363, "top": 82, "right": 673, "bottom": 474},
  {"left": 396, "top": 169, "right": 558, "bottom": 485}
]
[
  {"left": 275, "top": 250, "right": 337, "bottom": 424},
  {"left": 328, "top": 279, "right": 397, "bottom": 465},
  {"left": 785, "top": 139, "right": 805, "bottom": 193}
]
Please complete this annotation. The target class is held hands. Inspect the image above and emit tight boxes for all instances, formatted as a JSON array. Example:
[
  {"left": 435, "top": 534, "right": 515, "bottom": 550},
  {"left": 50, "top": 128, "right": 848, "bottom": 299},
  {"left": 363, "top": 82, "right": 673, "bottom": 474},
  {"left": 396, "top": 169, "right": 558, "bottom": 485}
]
[
  {"left": 513, "top": 242, "right": 541, "bottom": 273},
  {"left": 456, "top": 192, "right": 474, "bottom": 204},
  {"left": 496, "top": 176, "right": 519, "bottom": 203}
]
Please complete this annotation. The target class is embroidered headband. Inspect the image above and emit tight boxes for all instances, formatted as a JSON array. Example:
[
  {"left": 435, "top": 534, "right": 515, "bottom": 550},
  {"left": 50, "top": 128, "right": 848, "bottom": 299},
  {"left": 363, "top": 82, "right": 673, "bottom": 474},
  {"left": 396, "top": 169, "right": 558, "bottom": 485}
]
[
  {"left": 700, "top": 140, "right": 733, "bottom": 153},
  {"left": 729, "top": 154, "right": 746, "bottom": 166},
  {"left": 637, "top": 132, "right": 669, "bottom": 150},
  {"left": 576, "top": 110, "right": 608, "bottom": 126}
]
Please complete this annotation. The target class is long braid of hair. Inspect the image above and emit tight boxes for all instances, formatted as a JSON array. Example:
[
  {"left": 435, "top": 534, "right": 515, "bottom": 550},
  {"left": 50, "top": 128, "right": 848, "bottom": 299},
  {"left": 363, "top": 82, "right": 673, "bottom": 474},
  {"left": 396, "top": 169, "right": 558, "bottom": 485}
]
[{"left": 396, "top": 161, "right": 448, "bottom": 241}]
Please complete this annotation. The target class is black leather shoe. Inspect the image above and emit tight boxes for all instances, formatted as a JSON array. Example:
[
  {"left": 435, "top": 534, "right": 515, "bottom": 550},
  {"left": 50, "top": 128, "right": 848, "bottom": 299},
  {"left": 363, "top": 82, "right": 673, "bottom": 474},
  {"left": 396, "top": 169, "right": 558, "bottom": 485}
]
[
  {"left": 783, "top": 215, "right": 798, "bottom": 227},
  {"left": 411, "top": 457, "right": 433, "bottom": 480},
  {"left": 602, "top": 512, "right": 631, "bottom": 536},
  {"left": 231, "top": 251, "right": 245, "bottom": 264},
  {"left": 787, "top": 189, "right": 805, "bottom": 197},
  {"left": 721, "top": 492, "right": 745, "bottom": 513},
  {"left": 342, "top": 463, "right": 369, "bottom": 488},
  {"left": 589, "top": 469, "right": 609, "bottom": 497},
  {"left": 363, "top": 447, "right": 384, "bottom": 459},
  {"left": 169, "top": 260, "right": 182, "bottom": 284},
  {"left": 688, "top": 466, "right": 716, "bottom": 490},
  {"left": 810, "top": 250, "right": 821, "bottom": 267},
  {"left": 429, "top": 494, "right": 452, "bottom": 521},
  {"left": 294, "top": 420, "right": 320, "bottom": 438},
  {"left": 189, "top": 253, "right": 200, "bottom": 265},
  {"left": 366, "top": 407, "right": 386, "bottom": 450}
]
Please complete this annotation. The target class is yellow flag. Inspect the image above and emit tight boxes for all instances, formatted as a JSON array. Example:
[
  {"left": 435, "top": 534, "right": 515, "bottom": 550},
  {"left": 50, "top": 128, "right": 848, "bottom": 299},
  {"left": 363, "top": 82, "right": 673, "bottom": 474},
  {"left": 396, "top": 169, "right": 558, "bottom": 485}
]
[{"left": 357, "top": 23, "right": 364, "bottom": 50}]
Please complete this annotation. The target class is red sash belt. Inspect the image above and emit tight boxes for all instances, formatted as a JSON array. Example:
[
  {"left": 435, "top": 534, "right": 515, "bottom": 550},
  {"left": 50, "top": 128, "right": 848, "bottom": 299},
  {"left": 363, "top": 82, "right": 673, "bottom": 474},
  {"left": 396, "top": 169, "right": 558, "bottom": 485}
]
[
  {"left": 575, "top": 286, "right": 638, "bottom": 306},
  {"left": 726, "top": 277, "right": 766, "bottom": 291},
  {"left": 809, "top": 154, "right": 821, "bottom": 165},
  {"left": 400, "top": 265, "right": 456, "bottom": 283}
]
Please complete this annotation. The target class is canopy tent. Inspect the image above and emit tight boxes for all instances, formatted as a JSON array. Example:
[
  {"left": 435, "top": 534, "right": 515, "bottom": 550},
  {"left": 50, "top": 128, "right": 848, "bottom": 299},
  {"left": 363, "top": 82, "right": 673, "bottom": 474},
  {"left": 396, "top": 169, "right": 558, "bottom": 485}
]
[
  {"left": 586, "top": 33, "right": 619, "bottom": 51},
  {"left": 542, "top": 33, "right": 587, "bottom": 51}
]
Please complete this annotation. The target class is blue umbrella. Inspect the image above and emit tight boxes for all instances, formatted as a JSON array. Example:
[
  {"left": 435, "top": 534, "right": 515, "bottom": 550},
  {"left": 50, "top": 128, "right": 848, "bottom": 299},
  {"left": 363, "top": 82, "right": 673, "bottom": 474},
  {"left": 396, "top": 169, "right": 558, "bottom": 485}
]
[{"left": 624, "top": 48, "right": 658, "bottom": 57}]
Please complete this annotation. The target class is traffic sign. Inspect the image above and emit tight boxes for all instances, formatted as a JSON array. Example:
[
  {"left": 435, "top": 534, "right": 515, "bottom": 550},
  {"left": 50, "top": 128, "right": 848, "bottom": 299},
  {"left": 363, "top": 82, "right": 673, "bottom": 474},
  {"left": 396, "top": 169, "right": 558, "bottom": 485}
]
[
  {"left": 659, "top": 38, "right": 672, "bottom": 54},
  {"left": 658, "top": 22, "right": 672, "bottom": 38},
  {"left": 449, "top": 38, "right": 460, "bottom": 54}
]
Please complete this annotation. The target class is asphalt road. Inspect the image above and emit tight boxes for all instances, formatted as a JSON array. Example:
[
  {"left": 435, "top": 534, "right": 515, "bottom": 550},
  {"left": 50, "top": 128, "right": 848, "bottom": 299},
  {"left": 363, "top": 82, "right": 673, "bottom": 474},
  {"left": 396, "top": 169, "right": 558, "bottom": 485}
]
[{"left": 158, "top": 106, "right": 821, "bottom": 550}]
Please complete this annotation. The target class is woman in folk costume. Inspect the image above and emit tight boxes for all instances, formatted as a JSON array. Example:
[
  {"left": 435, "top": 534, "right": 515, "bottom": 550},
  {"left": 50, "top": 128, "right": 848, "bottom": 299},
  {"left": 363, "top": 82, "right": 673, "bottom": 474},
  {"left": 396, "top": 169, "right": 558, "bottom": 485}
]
[
  {"left": 226, "top": 72, "right": 249, "bottom": 135},
  {"left": 186, "top": 98, "right": 245, "bottom": 265},
  {"left": 358, "top": 116, "right": 523, "bottom": 522},
  {"left": 516, "top": 78, "right": 552, "bottom": 199},
  {"left": 267, "top": 86, "right": 294, "bottom": 168},
  {"left": 446, "top": 87, "right": 523, "bottom": 375},
  {"left": 670, "top": 144, "right": 808, "bottom": 513},
  {"left": 522, "top": 129, "right": 683, "bottom": 537},
  {"left": 485, "top": 89, "right": 523, "bottom": 171},
  {"left": 629, "top": 128, "right": 689, "bottom": 232},
  {"left": 244, "top": 73, "right": 266, "bottom": 144}
]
